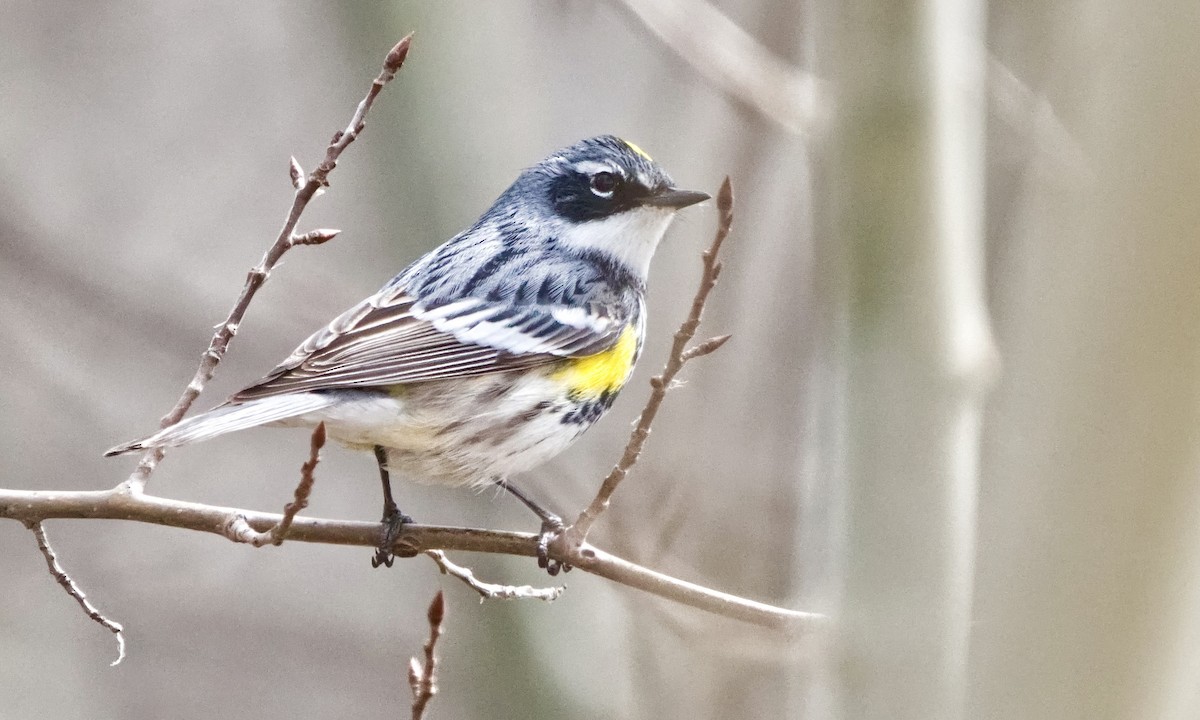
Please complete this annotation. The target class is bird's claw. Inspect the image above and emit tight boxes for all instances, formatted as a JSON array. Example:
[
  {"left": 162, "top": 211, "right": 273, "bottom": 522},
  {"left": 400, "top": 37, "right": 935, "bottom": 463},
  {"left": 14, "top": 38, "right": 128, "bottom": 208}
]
[
  {"left": 371, "top": 509, "right": 414, "bottom": 569},
  {"left": 536, "top": 516, "right": 572, "bottom": 576}
]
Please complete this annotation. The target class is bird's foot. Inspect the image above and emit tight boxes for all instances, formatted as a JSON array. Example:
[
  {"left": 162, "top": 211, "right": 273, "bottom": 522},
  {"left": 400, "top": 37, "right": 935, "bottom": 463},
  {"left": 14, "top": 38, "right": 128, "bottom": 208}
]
[
  {"left": 371, "top": 507, "right": 415, "bottom": 569},
  {"left": 536, "top": 515, "right": 572, "bottom": 576}
]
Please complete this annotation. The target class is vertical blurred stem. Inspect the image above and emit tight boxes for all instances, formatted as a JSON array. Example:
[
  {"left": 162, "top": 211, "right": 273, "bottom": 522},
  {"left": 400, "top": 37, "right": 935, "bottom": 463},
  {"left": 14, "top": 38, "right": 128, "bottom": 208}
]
[
  {"left": 816, "top": 1, "right": 992, "bottom": 718},
  {"left": 970, "top": 3, "right": 1200, "bottom": 719}
]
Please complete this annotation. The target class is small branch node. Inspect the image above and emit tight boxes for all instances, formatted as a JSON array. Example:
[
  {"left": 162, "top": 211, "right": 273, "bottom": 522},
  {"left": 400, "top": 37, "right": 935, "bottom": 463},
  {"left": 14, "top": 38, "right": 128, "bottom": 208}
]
[
  {"left": 222, "top": 514, "right": 258, "bottom": 544},
  {"left": 223, "top": 424, "right": 324, "bottom": 547},
  {"left": 407, "top": 658, "right": 422, "bottom": 690}
]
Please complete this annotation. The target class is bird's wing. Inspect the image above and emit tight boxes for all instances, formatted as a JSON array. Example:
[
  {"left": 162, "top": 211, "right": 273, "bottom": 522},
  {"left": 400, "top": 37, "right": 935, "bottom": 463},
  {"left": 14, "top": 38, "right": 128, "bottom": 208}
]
[{"left": 230, "top": 283, "right": 626, "bottom": 401}]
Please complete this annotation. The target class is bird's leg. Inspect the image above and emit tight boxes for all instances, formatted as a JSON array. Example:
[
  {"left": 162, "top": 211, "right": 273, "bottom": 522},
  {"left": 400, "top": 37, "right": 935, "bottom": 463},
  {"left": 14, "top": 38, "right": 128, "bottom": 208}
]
[
  {"left": 493, "top": 477, "right": 571, "bottom": 576},
  {"left": 372, "top": 446, "right": 413, "bottom": 568}
]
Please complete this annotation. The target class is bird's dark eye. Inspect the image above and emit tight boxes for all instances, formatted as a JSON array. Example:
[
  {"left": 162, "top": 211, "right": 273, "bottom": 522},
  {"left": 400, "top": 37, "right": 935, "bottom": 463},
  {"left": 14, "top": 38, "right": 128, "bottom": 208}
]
[{"left": 589, "top": 171, "right": 618, "bottom": 198}]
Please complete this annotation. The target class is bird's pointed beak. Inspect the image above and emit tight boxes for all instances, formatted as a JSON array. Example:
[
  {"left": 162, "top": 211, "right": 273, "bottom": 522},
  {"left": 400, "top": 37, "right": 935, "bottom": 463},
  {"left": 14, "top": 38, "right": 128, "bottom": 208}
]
[{"left": 641, "top": 187, "right": 710, "bottom": 209}]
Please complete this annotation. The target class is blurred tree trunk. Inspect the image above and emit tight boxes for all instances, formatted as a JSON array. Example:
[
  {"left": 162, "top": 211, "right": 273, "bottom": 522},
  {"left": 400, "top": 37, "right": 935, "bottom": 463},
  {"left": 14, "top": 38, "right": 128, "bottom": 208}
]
[
  {"left": 811, "top": 1, "right": 992, "bottom": 718},
  {"left": 971, "top": 2, "right": 1200, "bottom": 719}
]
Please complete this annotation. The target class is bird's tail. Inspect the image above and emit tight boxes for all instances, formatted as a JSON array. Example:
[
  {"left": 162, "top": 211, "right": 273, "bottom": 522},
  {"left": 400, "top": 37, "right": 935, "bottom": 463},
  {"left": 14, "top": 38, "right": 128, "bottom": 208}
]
[{"left": 104, "top": 394, "right": 336, "bottom": 457}]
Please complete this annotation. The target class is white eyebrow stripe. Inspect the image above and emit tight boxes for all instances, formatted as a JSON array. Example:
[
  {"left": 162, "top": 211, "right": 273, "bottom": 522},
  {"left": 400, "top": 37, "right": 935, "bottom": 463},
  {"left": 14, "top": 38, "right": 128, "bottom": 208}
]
[{"left": 573, "top": 160, "right": 621, "bottom": 176}]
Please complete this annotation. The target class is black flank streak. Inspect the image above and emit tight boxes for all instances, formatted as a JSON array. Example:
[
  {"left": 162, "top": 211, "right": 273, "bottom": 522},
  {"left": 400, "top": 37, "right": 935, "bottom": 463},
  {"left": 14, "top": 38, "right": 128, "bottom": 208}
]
[
  {"left": 461, "top": 245, "right": 521, "bottom": 296},
  {"left": 561, "top": 390, "right": 617, "bottom": 425}
]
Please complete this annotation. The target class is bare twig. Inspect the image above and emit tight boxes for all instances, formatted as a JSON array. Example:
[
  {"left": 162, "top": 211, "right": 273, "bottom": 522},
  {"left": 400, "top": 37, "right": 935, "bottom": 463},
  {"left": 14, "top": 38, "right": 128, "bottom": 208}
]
[
  {"left": 223, "top": 424, "right": 325, "bottom": 547},
  {"left": 0, "top": 486, "right": 822, "bottom": 633},
  {"left": 425, "top": 550, "right": 563, "bottom": 602},
  {"left": 570, "top": 177, "right": 735, "bottom": 541},
  {"left": 122, "top": 35, "right": 413, "bottom": 492},
  {"left": 26, "top": 522, "right": 126, "bottom": 666},
  {"left": 408, "top": 590, "right": 445, "bottom": 720}
]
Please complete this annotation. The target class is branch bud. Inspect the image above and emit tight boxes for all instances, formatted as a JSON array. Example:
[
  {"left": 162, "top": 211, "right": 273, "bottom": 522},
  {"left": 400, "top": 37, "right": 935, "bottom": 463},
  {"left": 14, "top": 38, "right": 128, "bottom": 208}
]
[
  {"left": 386, "top": 34, "right": 414, "bottom": 73},
  {"left": 426, "top": 589, "right": 445, "bottom": 626},
  {"left": 288, "top": 156, "right": 304, "bottom": 189},
  {"left": 290, "top": 228, "right": 341, "bottom": 246}
]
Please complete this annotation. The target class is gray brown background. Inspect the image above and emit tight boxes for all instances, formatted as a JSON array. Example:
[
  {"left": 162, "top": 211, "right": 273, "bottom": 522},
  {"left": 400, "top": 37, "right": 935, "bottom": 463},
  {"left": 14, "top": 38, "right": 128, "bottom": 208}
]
[{"left": 3, "top": 2, "right": 1200, "bottom": 719}]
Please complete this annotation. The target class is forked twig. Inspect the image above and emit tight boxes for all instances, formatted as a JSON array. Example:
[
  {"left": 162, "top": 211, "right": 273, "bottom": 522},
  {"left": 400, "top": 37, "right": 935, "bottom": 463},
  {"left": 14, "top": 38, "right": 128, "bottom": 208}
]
[
  {"left": 123, "top": 35, "right": 413, "bottom": 492},
  {"left": 26, "top": 522, "right": 126, "bottom": 666},
  {"left": 570, "top": 177, "right": 735, "bottom": 540}
]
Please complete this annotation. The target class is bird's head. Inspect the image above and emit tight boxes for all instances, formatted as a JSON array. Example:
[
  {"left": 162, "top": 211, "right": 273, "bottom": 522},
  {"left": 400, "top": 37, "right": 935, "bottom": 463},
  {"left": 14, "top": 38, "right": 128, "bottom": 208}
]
[{"left": 511, "top": 136, "right": 709, "bottom": 282}]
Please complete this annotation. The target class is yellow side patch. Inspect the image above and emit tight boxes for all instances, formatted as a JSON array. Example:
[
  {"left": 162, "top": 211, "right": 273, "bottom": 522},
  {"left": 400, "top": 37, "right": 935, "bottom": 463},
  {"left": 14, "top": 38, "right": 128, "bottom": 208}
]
[
  {"left": 552, "top": 326, "right": 639, "bottom": 398},
  {"left": 623, "top": 139, "right": 653, "bottom": 162}
]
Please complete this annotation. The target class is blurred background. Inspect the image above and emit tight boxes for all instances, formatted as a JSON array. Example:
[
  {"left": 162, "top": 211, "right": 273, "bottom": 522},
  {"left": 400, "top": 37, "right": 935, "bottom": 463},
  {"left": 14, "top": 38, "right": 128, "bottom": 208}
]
[{"left": 2, "top": 1, "right": 1198, "bottom": 719}]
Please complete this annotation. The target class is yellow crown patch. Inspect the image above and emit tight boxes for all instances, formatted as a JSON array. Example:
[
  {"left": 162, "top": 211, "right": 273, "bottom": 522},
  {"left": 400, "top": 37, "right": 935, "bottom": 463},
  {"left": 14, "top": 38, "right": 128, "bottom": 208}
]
[{"left": 622, "top": 139, "right": 654, "bottom": 163}]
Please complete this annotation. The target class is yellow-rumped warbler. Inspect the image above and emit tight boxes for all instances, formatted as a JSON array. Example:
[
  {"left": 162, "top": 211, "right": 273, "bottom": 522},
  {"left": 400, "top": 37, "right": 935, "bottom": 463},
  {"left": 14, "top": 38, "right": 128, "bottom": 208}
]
[{"left": 106, "top": 136, "right": 707, "bottom": 569}]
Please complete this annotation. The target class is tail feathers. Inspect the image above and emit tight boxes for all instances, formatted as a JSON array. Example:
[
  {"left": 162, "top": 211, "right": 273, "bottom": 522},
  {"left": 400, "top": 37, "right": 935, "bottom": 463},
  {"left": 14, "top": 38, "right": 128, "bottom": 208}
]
[{"left": 104, "top": 394, "right": 336, "bottom": 457}]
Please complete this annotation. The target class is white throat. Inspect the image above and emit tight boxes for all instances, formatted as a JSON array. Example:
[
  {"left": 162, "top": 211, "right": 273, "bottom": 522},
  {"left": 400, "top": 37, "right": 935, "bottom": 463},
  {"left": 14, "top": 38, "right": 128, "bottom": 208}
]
[{"left": 558, "top": 207, "right": 678, "bottom": 281}]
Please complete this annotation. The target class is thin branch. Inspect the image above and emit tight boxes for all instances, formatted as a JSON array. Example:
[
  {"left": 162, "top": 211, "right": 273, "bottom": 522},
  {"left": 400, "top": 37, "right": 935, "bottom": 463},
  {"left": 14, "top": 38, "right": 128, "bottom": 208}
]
[
  {"left": 0, "top": 487, "right": 823, "bottom": 633},
  {"left": 612, "top": 0, "right": 825, "bottom": 134},
  {"left": 569, "top": 541, "right": 815, "bottom": 629},
  {"left": 123, "top": 35, "right": 413, "bottom": 492},
  {"left": 26, "top": 522, "right": 126, "bottom": 666},
  {"left": 223, "top": 424, "right": 325, "bottom": 547},
  {"left": 408, "top": 590, "right": 444, "bottom": 720},
  {"left": 616, "top": 0, "right": 1084, "bottom": 184},
  {"left": 570, "top": 177, "right": 735, "bottom": 541},
  {"left": 424, "top": 550, "right": 563, "bottom": 602},
  {"left": 986, "top": 56, "right": 1090, "bottom": 179}
]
